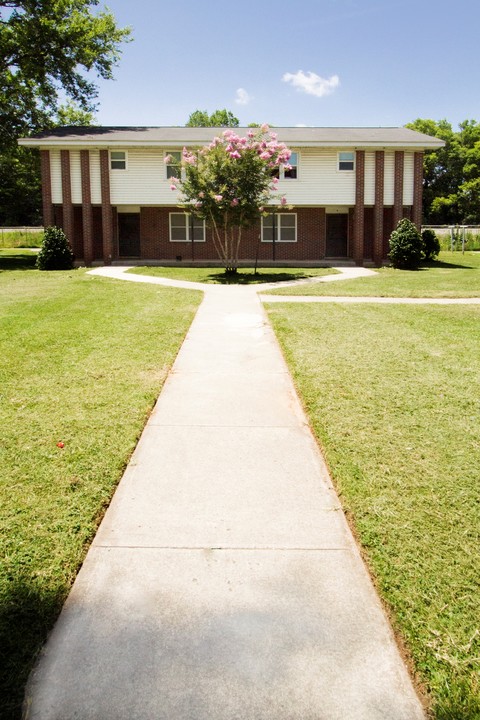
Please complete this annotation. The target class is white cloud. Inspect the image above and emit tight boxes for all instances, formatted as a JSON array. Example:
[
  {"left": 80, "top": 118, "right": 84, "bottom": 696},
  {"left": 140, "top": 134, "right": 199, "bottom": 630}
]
[
  {"left": 235, "top": 88, "right": 252, "bottom": 105},
  {"left": 282, "top": 71, "right": 340, "bottom": 98}
]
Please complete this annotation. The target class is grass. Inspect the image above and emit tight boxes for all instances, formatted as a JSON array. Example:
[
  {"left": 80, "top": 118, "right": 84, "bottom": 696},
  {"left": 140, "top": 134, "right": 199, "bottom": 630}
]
[
  {"left": 265, "top": 301, "right": 480, "bottom": 719},
  {"left": 128, "top": 265, "right": 337, "bottom": 284},
  {"left": 0, "top": 230, "right": 43, "bottom": 249},
  {"left": 0, "top": 248, "right": 39, "bottom": 271},
  {"left": 0, "top": 257, "right": 201, "bottom": 719},
  {"left": 265, "top": 252, "right": 480, "bottom": 297}
]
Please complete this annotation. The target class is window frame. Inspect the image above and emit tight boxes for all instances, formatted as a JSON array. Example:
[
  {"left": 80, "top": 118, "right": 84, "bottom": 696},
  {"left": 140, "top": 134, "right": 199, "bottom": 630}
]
[
  {"left": 110, "top": 150, "right": 127, "bottom": 170},
  {"left": 261, "top": 213, "right": 297, "bottom": 243},
  {"left": 338, "top": 151, "right": 355, "bottom": 171},
  {"left": 272, "top": 151, "right": 299, "bottom": 180},
  {"left": 165, "top": 151, "right": 182, "bottom": 180},
  {"left": 169, "top": 212, "right": 206, "bottom": 243}
]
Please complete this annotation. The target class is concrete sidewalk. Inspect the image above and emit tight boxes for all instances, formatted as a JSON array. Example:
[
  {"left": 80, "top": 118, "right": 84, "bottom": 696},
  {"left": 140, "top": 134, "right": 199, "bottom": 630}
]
[{"left": 24, "top": 284, "right": 426, "bottom": 720}]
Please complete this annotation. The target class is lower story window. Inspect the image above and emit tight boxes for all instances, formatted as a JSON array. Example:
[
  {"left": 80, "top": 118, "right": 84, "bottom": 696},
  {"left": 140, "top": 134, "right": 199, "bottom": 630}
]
[
  {"left": 261, "top": 213, "right": 297, "bottom": 242},
  {"left": 169, "top": 212, "right": 205, "bottom": 242}
]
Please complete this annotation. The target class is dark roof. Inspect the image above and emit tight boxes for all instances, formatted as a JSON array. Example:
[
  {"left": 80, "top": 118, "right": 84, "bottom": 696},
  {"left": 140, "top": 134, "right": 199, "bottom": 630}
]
[{"left": 19, "top": 125, "right": 445, "bottom": 149}]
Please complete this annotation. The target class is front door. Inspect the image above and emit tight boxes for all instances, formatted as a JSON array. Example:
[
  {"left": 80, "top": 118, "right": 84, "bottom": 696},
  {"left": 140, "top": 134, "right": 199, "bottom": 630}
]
[
  {"left": 326, "top": 214, "right": 348, "bottom": 257},
  {"left": 118, "top": 213, "right": 140, "bottom": 257}
]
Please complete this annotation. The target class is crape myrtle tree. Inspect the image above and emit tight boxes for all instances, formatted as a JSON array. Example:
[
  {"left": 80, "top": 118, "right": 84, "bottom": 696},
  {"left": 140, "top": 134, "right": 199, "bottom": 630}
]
[{"left": 167, "top": 125, "right": 292, "bottom": 274}]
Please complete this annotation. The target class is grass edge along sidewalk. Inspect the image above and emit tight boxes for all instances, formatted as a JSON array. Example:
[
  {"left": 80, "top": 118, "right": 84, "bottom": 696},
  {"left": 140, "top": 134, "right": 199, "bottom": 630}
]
[
  {"left": 264, "top": 251, "right": 480, "bottom": 298},
  {"left": 265, "top": 300, "right": 480, "bottom": 720},
  {"left": 0, "top": 265, "right": 202, "bottom": 719}
]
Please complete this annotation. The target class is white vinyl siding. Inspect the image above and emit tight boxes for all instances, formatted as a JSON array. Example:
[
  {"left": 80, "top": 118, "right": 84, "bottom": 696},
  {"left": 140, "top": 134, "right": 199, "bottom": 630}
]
[
  {"left": 274, "top": 149, "right": 356, "bottom": 205},
  {"left": 110, "top": 149, "right": 182, "bottom": 204},
  {"left": 70, "top": 151, "right": 82, "bottom": 204},
  {"left": 50, "top": 149, "right": 62, "bottom": 204},
  {"left": 89, "top": 150, "right": 102, "bottom": 204},
  {"left": 383, "top": 152, "right": 395, "bottom": 205},
  {"left": 403, "top": 152, "right": 414, "bottom": 205}
]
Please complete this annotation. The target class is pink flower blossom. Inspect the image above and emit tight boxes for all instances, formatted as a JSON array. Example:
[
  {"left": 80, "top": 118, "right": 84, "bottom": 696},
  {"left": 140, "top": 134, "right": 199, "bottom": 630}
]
[
  {"left": 260, "top": 151, "right": 271, "bottom": 160},
  {"left": 164, "top": 154, "right": 173, "bottom": 164},
  {"left": 280, "top": 196, "right": 287, "bottom": 206},
  {"left": 231, "top": 198, "right": 239, "bottom": 206},
  {"left": 261, "top": 123, "right": 270, "bottom": 133},
  {"left": 229, "top": 150, "right": 241, "bottom": 159},
  {"left": 170, "top": 184, "right": 177, "bottom": 191},
  {"left": 214, "top": 194, "right": 223, "bottom": 202}
]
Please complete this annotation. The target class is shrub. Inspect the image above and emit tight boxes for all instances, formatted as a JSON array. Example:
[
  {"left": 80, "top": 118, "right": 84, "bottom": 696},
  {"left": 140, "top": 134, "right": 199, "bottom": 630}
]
[
  {"left": 388, "top": 218, "right": 425, "bottom": 269},
  {"left": 421, "top": 229, "right": 440, "bottom": 261},
  {"left": 36, "top": 226, "right": 74, "bottom": 270}
]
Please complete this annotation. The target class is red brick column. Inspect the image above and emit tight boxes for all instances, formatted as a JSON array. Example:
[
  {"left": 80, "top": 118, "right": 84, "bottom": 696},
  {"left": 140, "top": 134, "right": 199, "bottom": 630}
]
[
  {"left": 60, "top": 150, "right": 74, "bottom": 245},
  {"left": 353, "top": 150, "right": 365, "bottom": 265},
  {"left": 40, "top": 150, "right": 54, "bottom": 227},
  {"left": 80, "top": 150, "right": 93, "bottom": 265},
  {"left": 318, "top": 207, "right": 326, "bottom": 258},
  {"left": 373, "top": 151, "right": 385, "bottom": 266},
  {"left": 412, "top": 152, "right": 424, "bottom": 230},
  {"left": 100, "top": 149, "right": 113, "bottom": 264},
  {"left": 393, "top": 150, "right": 404, "bottom": 228}
]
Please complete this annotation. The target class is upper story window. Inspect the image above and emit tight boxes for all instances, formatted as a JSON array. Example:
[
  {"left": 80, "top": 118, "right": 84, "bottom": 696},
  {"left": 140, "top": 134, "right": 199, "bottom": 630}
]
[
  {"left": 261, "top": 213, "right": 297, "bottom": 242},
  {"left": 169, "top": 213, "right": 205, "bottom": 242},
  {"left": 110, "top": 151, "right": 126, "bottom": 170},
  {"left": 165, "top": 151, "right": 182, "bottom": 179},
  {"left": 338, "top": 151, "right": 355, "bottom": 171},
  {"left": 272, "top": 151, "right": 299, "bottom": 180}
]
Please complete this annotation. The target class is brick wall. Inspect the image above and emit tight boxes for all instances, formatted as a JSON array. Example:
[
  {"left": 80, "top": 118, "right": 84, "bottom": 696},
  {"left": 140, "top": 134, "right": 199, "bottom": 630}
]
[
  {"left": 138, "top": 207, "right": 327, "bottom": 262},
  {"left": 40, "top": 150, "right": 53, "bottom": 227}
]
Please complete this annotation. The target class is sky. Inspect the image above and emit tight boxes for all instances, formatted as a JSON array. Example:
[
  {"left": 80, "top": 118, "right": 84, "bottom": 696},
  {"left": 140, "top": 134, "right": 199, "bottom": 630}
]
[{"left": 93, "top": 0, "right": 480, "bottom": 129}]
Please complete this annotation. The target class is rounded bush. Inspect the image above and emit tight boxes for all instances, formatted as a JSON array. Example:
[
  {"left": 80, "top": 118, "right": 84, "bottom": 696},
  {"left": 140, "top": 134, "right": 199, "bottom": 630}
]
[
  {"left": 422, "top": 228, "right": 440, "bottom": 261},
  {"left": 36, "top": 226, "right": 74, "bottom": 270},
  {"left": 388, "top": 218, "right": 425, "bottom": 270}
]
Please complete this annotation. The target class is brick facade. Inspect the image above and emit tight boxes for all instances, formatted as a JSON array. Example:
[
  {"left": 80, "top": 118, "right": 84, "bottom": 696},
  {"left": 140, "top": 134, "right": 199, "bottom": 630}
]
[
  {"left": 60, "top": 150, "right": 74, "bottom": 246},
  {"left": 40, "top": 150, "right": 54, "bottom": 227},
  {"left": 413, "top": 151, "right": 424, "bottom": 229},
  {"left": 393, "top": 151, "right": 404, "bottom": 228},
  {"left": 352, "top": 150, "right": 365, "bottom": 265},
  {"left": 100, "top": 149, "right": 113, "bottom": 264},
  {"left": 373, "top": 151, "right": 385, "bottom": 266}
]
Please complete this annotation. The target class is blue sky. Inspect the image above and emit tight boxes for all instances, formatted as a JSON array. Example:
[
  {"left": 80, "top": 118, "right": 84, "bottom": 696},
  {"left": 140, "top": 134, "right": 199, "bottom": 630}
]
[{"left": 94, "top": 0, "right": 480, "bottom": 129}]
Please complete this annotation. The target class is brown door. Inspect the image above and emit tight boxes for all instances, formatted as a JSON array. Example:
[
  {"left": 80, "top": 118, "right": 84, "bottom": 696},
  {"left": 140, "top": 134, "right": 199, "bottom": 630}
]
[
  {"left": 118, "top": 213, "right": 140, "bottom": 257},
  {"left": 326, "top": 214, "right": 348, "bottom": 257}
]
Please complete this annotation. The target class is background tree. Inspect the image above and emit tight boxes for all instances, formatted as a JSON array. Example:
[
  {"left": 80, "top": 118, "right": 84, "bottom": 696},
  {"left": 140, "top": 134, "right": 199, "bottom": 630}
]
[
  {"left": 407, "top": 118, "right": 480, "bottom": 224},
  {"left": 0, "top": 0, "right": 129, "bottom": 225},
  {"left": 186, "top": 109, "right": 239, "bottom": 127},
  {"left": 169, "top": 126, "right": 292, "bottom": 273}
]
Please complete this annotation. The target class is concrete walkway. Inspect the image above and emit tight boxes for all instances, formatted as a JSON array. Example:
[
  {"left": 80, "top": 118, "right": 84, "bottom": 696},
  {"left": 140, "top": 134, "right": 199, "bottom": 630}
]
[{"left": 24, "top": 271, "right": 426, "bottom": 719}]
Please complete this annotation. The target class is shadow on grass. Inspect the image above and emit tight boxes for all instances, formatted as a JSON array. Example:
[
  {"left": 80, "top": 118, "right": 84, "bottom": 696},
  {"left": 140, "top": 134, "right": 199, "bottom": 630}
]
[
  {"left": 426, "top": 259, "right": 476, "bottom": 270},
  {"left": 0, "top": 576, "right": 65, "bottom": 719},
  {"left": 0, "top": 254, "right": 37, "bottom": 271},
  {"left": 203, "top": 270, "right": 313, "bottom": 285}
]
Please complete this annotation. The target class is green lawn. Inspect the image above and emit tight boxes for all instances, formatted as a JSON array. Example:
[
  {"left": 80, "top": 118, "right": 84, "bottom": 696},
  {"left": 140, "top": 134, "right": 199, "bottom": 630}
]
[
  {"left": 265, "top": 252, "right": 480, "bottom": 297},
  {"left": 0, "top": 261, "right": 201, "bottom": 718},
  {"left": 0, "top": 230, "right": 43, "bottom": 249},
  {"left": 128, "top": 265, "right": 337, "bottom": 284},
  {"left": 266, "top": 301, "right": 480, "bottom": 719}
]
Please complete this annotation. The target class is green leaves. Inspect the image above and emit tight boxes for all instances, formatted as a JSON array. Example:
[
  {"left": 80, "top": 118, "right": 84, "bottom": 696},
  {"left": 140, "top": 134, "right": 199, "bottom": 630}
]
[
  {"left": 407, "top": 118, "right": 480, "bottom": 223},
  {"left": 0, "top": 0, "right": 131, "bottom": 145}
]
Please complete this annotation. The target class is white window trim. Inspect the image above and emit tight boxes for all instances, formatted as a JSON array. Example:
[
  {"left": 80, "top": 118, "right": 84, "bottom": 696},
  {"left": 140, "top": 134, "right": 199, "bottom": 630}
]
[
  {"left": 165, "top": 151, "right": 183, "bottom": 180},
  {"left": 110, "top": 150, "right": 127, "bottom": 171},
  {"left": 338, "top": 151, "right": 355, "bottom": 172},
  {"left": 275, "top": 151, "right": 299, "bottom": 180},
  {"left": 169, "top": 212, "right": 206, "bottom": 243},
  {"left": 261, "top": 213, "right": 297, "bottom": 243}
]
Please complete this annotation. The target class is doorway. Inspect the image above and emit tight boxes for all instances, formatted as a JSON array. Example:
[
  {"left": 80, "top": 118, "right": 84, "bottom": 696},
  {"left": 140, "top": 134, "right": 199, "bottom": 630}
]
[
  {"left": 326, "top": 214, "right": 348, "bottom": 257},
  {"left": 118, "top": 213, "right": 140, "bottom": 257}
]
